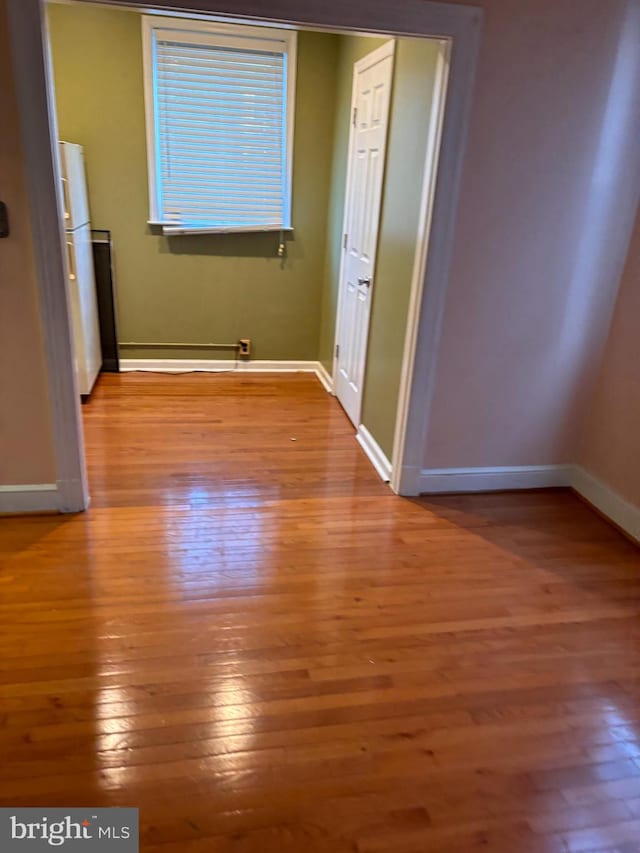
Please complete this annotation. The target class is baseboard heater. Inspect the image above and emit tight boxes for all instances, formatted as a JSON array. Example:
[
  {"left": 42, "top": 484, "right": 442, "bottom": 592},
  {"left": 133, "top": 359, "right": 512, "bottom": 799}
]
[{"left": 91, "top": 229, "right": 119, "bottom": 372}]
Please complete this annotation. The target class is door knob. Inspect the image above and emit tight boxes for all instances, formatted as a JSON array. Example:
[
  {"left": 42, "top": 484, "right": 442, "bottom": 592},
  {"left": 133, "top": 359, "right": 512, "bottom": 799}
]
[{"left": 358, "top": 277, "right": 372, "bottom": 288}]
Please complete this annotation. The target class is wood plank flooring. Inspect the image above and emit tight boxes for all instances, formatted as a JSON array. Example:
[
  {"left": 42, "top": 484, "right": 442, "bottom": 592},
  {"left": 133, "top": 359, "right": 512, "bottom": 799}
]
[{"left": 1, "top": 372, "right": 640, "bottom": 852}]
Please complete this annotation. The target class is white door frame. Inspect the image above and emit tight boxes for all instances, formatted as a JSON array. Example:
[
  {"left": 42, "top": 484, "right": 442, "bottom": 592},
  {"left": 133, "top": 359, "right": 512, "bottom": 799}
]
[
  {"left": 333, "top": 38, "right": 396, "bottom": 429},
  {"left": 390, "top": 41, "right": 452, "bottom": 494},
  {"left": 7, "top": 0, "right": 482, "bottom": 511}
]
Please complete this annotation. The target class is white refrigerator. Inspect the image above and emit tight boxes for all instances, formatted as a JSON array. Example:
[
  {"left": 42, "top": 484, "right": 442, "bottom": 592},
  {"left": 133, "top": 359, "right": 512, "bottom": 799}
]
[{"left": 60, "top": 141, "right": 102, "bottom": 397}]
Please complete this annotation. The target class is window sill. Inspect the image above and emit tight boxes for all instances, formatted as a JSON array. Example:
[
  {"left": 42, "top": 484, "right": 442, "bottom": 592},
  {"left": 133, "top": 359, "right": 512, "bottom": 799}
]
[{"left": 148, "top": 222, "right": 294, "bottom": 236}]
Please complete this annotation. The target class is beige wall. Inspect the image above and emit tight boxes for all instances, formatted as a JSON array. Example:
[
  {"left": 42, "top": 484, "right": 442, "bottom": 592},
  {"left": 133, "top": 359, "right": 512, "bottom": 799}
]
[
  {"left": 424, "top": 0, "right": 640, "bottom": 470},
  {"left": 579, "top": 206, "right": 640, "bottom": 508},
  {"left": 48, "top": 4, "right": 339, "bottom": 361},
  {"left": 319, "top": 36, "right": 441, "bottom": 458},
  {"left": 0, "top": 0, "right": 56, "bottom": 486}
]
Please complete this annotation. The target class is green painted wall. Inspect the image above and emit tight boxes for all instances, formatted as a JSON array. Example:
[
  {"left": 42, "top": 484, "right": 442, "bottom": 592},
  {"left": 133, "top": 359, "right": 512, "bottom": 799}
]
[
  {"left": 318, "top": 37, "right": 442, "bottom": 458},
  {"left": 48, "top": 4, "right": 339, "bottom": 361}
]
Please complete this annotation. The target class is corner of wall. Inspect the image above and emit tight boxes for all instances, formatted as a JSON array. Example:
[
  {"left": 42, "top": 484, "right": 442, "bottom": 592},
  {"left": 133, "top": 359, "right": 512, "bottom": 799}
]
[{"left": 575, "top": 199, "right": 640, "bottom": 525}]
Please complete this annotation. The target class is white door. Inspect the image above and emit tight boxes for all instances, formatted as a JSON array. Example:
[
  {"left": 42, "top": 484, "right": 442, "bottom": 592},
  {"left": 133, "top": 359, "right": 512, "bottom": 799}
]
[
  {"left": 66, "top": 223, "right": 102, "bottom": 396},
  {"left": 334, "top": 41, "right": 395, "bottom": 427},
  {"left": 59, "top": 141, "right": 90, "bottom": 229}
]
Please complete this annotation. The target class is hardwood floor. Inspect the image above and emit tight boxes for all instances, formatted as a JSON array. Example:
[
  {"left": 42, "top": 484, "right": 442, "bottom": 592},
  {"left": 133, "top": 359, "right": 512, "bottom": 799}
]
[{"left": 1, "top": 372, "right": 640, "bottom": 852}]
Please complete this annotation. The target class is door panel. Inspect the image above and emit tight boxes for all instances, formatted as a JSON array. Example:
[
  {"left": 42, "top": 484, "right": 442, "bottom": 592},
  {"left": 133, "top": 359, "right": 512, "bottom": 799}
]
[{"left": 335, "top": 43, "right": 395, "bottom": 427}]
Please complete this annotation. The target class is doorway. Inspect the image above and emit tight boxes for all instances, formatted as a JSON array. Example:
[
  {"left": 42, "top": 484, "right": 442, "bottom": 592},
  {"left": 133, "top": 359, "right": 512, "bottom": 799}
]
[{"left": 7, "top": 0, "right": 482, "bottom": 511}]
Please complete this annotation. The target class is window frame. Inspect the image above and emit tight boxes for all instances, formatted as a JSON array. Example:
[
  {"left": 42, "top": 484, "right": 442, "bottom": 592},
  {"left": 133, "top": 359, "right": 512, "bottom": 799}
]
[{"left": 141, "top": 15, "right": 297, "bottom": 234}]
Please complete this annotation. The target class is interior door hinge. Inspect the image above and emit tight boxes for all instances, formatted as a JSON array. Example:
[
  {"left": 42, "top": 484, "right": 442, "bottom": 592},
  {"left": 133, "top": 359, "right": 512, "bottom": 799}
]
[
  {"left": 352, "top": 107, "right": 358, "bottom": 127},
  {"left": 335, "top": 344, "right": 340, "bottom": 358},
  {"left": 343, "top": 233, "right": 348, "bottom": 249}
]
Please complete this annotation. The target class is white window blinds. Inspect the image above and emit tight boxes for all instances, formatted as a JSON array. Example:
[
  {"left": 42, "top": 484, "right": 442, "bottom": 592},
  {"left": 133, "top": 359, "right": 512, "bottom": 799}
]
[{"left": 143, "top": 18, "right": 296, "bottom": 234}]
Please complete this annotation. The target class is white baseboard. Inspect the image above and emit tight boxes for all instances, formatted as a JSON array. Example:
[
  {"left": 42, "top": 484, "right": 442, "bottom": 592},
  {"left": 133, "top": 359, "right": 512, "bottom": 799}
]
[
  {"left": 418, "top": 464, "right": 640, "bottom": 543},
  {"left": 571, "top": 466, "right": 640, "bottom": 543},
  {"left": 315, "top": 362, "right": 334, "bottom": 394},
  {"left": 356, "top": 424, "right": 392, "bottom": 483},
  {"left": 120, "top": 359, "right": 333, "bottom": 395},
  {"left": 120, "top": 358, "right": 318, "bottom": 373},
  {"left": 419, "top": 465, "right": 573, "bottom": 494},
  {"left": 0, "top": 484, "right": 58, "bottom": 514}
]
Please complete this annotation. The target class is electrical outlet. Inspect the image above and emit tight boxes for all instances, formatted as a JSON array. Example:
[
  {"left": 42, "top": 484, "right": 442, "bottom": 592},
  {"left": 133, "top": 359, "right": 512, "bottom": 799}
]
[{"left": 239, "top": 338, "right": 251, "bottom": 357}]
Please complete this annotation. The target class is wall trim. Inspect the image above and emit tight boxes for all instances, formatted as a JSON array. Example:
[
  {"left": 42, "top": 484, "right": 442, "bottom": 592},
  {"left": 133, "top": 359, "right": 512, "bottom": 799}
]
[
  {"left": 419, "top": 465, "right": 573, "bottom": 494},
  {"left": 0, "top": 484, "right": 59, "bottom": 514},
  {"left": 315, "top": 362, "right": 334, "bottom": 394},
  {"left": 120, "top": 358, "right": 319, "bottom": 373},
  {"left": 356, "top": 424, "right": 392, "bottom": 483},
  {"left": 572, "top": 466, "right": 640, "bottom": 544},
  {"left": 417, "top": 465, "right": 640, "bottom": 544},
  {"left": 120, "top": 358, "right": 334, "bottom": 389}
]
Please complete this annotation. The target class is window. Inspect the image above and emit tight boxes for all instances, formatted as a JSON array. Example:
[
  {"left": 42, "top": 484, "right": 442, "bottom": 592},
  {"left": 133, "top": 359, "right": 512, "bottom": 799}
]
[{"left": 142, "top": 16, "right": 296, "bottom": 234}]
